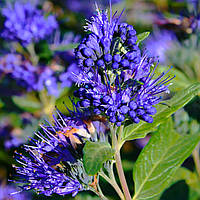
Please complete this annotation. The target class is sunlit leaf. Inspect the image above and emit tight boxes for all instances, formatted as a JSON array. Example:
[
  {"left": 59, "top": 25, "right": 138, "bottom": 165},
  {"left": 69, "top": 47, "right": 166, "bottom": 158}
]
[
  {"left": 136, "top": 32, "right": 150, "bottom": 44},
  {"left": 0, "top": 151, "right": 11, "bottom": 164},
  {"left": 132, "top": 118, "right": 200, "bottom": 200},
  {"left": 12, "top": 93, "right": 41, "bottom": 113},
  {"left": 122, "top": 83, "right": 200, "bottom": 142},
  {"left": 0, "top": 98, "right": 4, "bottom": 108},
  {"left": 50, "top": 43, "right": 79, "bottom": 51},
  {"left": 83, "top": 141, "right": 114, "bottom": 175}
]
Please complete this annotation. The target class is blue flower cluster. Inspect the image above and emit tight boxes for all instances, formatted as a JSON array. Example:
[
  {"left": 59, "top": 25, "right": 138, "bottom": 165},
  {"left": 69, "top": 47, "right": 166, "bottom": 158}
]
[
  {"left": 0, "top": 184, "right": 30, "bottom": 200},
  {"left": 1, "top": 2, "right": 58, "bottom": 45},
  {"left": 0, "top": 54, "right": 59, "bottom": 96},
  {"left": 65, "top": 0, "right": 121, "bottom": 17},
  {"left": 50, "top": 31, "right": 82, "bottom": 88},
  {"left": 0, "top": 112, "right": 34, "bottom": 149},
  {"left": 0, "top": 54, "right": 69, "bottom": 96},
  {"left": 12, "top": 4, "right": 175, "bottom": 197},
  {"left": 13, "top": 106, "right": 107, "bottom": 196},
  {"left": 0, "top": 124, "right": 23, "bottom": 149},
  {"left": 14, "top": 151, "right": 82, "bottom": 196},
  {"left": 74, "top": 8, "right": 174, "bottom": 126},
  {"left": 145, "top": 31, "right": 178, "bottom": 64},
  {"left": 59, "top": 63, "right": 81, "bottom": 88}
]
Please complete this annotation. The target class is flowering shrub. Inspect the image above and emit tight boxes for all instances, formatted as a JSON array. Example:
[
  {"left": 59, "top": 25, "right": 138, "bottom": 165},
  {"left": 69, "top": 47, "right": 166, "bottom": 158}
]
[
  {"left": 0, "top": 1, "right": 199, "bottom": 200},
  {"left": 10, "top": 3, "right": 200, "bottom": 200}
]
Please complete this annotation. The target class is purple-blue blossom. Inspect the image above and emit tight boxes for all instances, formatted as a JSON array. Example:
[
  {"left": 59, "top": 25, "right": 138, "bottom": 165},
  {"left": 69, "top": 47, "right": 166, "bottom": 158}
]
[
  {"left": 74, "top": 6, "right": 174, "bottom": 126},
  {"left": 0, "top": 54, "right": 60, "bottom": 96},
  {"left": 0, "top": 124, "right": 23, "bottom": 149},
  {"left": 0, "top": 185, "right": 31, "bottom": 200},
  {"left": 36, "top": 68, "right": 59, "bottom": 97},
  {"left": 65, "top": 0, "right": 122, "bottom": 17},
  {"left": 0, "top": 54, "right": 36, "bottom": 91},
  {"left": 0, "top": 113, "right": 34, "bottom": 149},
  {"left": 145, "top": 31, "right": 177, "bottom": 64},
  {"left": 14, "top": 150, "right": 82, "bottom": 196},
  {"left": 50, "top": 31, "right": 82, "bottom": 88},
  {"left": 1, "top": 2, "right": 58, "bottom": 45},
  {"left": 13, "top": 105, "right": 110, "bottom": 196},
  {"left": 59, "top": 63, "right": 81, "bottom": 88}
]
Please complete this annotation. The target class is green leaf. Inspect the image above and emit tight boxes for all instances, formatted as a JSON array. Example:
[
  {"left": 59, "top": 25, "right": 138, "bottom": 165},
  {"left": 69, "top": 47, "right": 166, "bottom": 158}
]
[
  {"left": 136, "top": 32, "right": 150, "bottom": 44},
  {"left": 50, "top": 43, "right": 79, "bottom": 51},
  {"left": 189, "top": 190, "right": 200, "bottom": 200},
  {"left": 171, "top": 167, "right": 200, "bottom": 200},
  {"left": 158, "top": 66, "right": 192, "bottom": 90},
  {"left": 74, "top": 194, "right": 100, "bottom": 200},
  {"left": 0, "top": 150, "right": 11, "bottom": 164},
  {"left": 0, "top": 98, "right": 4, "bottom": 108},
  {"left": 9, "top": 113, "right": 23, "bottom": 127},
  {"left": 122, "top": 160, "right": 135, "bottom": 171},
  {"left": 173, "top": 167, "right": 199, "bottom": 188},
  {"left": 55, "top": 88, "right": 73, "bottom": 114},
  {"left": 122, "top": 82, "right": 200, "bottom": 142},
  {"left": 160, "top": 180, "right": 190, "bottom": 200},
  {"left": 83, "top": 141, "right": 115, "bottom": 175},
  {"left": 35, "top": 41, "right": 52, "bottom": 61},
  {"left": 12, "top": 93, "right": 42, "bottom": 113},
  {"left": 157, "top": 167, "right": 200, "bottom": 200},
  {"left": 132, "top": 118, "right": 200, "bottom": 200}
]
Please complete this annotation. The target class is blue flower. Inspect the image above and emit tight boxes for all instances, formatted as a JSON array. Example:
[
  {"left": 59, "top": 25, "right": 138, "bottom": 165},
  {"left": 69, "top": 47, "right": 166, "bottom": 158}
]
[
  {"left": 1, "top": 2, "right": 57, "bottom": 45},
  {"left": 0, "top": 184, "right": 31, "bottom": 200},
  {"left": 49, "top": 31, "right": 82, "bottom": 88},
  {"left": 13, "top": 105, "right": 108, "bottom": 196},
  {"left": 65, "top": 0, "right": 121, "bottom": 17},
  {"left": 74, "top": 6, "right": 174, "bottom": 125},
  {"left": 14, "top": 150, "right": 83, "bottom": 196},
  {"left": 145, "top": 31, "right": 178, "bottom": 64},
  {"left": 0, "top": 113, "right": 34, "bottom": 149},
  {"left": 59, "top": 63, "right": 81, "bottom": 88},
  {"left": 75, "top": 8, "right": 139, "bottom": 71},
  {"left": 0, "top": 54, "right": 60, "bottom": 96},
  {"left": 0, "top": 54, "right": 36, "bottom": 91},
  {"left": 36, "top": 68, "right": 59, "bottom": 97}
]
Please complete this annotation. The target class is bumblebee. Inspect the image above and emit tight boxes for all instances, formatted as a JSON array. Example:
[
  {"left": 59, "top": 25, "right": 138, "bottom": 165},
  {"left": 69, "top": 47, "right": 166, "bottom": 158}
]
[{"left": 57, "top": 126, "right": 90, "bottom": 149}]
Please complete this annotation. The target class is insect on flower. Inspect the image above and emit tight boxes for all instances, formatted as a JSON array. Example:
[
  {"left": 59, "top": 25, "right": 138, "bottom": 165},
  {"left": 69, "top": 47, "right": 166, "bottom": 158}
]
[{"left": 57, "top": 126, "right": 90, "bottom": 149}]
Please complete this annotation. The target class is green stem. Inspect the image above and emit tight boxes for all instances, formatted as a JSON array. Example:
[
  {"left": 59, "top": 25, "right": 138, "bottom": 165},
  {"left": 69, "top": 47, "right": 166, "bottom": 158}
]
[
  {"left": 192, "top": 142, "right": 200, "bottom": 178},
  {"left": 90, "top": 186, "right": 108, "bottom": 200},
  {"left": 110, "top": 123, "right": 115, "bottom": 148},
  {"left": 110, "top": 125, "right": 132, "bottom": 200},
  {"left": 109, "top": 161, "right": 125, "bottom": 200},
  {"left": 99, "top": 170, "right": 125, "bottom": 200},
  {"left": 118, "top": 125, "right": 124, "bottom": 143},
  {"left": 118, "top": 125, "right": 125, "bottom": 149},
  {"left": 39, "top": 90, "right": 56, "bottom": 118},
  {"left": 26, "top": 43, "right": 39, "bottom": 66},
  {"left": 115, "top": 149, "right": 132, "bottom": 200}
]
